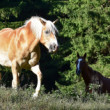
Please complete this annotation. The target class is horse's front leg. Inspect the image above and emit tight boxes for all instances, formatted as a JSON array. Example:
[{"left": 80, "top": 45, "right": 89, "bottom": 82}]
[
  {"left": 11, "top": 60, "right": 20, "bottom": 89},
  {"left": 31, "top": 64, "right": 42, "bottom": 98}
]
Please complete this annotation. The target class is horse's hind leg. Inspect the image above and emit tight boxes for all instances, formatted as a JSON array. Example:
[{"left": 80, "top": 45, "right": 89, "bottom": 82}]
[
  {"left": 31, "top": 64, "right": 42, "bottom": 98},
  {"left": 11, "top": 60, "right": 20, "bottom": 89}
]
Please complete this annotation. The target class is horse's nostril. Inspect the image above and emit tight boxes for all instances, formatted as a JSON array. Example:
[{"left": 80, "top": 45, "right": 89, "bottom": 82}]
[
  {"left": 49, "top": 43, "right": 58, "bottom": 52},
  {"left": 50, "top": 44, "right": 53, "bottom": 50},
  {"left": 53, "top": 44, "right": 57, "bottom": 49},
  {"left": 51, "top": 43, "right": 56, "bottom": 50}
]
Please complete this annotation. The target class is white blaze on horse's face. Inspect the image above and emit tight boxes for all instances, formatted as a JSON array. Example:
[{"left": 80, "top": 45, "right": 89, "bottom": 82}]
[
  {"left": 76, "top": 58, "right": 83, "bottom": 75},
  {"left": 77, "top": 58, "right": 83, "bottom": 69},
  {"left": 40, "top": 19, "right": 58, "bottom": 53}
]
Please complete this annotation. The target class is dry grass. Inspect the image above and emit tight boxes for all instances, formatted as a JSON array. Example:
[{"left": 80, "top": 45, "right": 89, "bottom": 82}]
[{"left": 0, "top": 86, "right": 110, "bottom": 110}]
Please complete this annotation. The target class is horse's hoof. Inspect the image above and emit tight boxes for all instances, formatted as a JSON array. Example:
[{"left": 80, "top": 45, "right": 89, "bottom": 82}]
[{"left": 32, "top": 93, "right": 38, "bottom": 99}]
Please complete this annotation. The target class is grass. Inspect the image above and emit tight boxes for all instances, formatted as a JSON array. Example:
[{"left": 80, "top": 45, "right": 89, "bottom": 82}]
[{"left": 0, "top": 85, "right": 110, "bottom": 110}]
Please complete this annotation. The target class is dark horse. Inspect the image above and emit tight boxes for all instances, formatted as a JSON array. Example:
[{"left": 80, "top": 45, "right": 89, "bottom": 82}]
[{"left": 76, "top": 53, "right": 110, "bottom": 94}]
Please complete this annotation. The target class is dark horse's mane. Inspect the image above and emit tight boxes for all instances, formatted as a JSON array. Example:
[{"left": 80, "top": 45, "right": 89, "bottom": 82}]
[{"left": 76, "top": 53, "right": 110, "bottom": 94}]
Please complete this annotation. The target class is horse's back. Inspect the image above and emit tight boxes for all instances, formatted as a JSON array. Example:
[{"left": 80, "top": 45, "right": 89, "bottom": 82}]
[
  {"left": 0, "top": 28, "right": 13, "bottom": 33},
  {"left": 0, "top": 28, "right": 14, "bottom": 39},
  {"left": 102, "top": 77, "right": 110, "bottom": 93}
]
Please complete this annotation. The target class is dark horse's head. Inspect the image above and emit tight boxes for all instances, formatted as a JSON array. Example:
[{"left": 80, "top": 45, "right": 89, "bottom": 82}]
[{"left": 76, "top": 53, "right": 87, "bottom": 76}]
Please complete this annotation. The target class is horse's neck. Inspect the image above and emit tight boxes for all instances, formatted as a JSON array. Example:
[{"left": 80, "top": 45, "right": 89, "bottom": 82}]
[
  {"left": 24, "top": 22, "right": 40, "bottom": 52},
  {"left": 25, "top": 22, "right": 37, "bottom": 42},
  {"left": 81, "top": 65, "right": 92, "bottom": 85}
]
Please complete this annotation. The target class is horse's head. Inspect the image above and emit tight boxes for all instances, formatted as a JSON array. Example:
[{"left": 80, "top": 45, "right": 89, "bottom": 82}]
[
  {"left": 39, "top": 18, "right": 58, "bottom": 53},
  {"left": 25, "top": 16, "right": 59, "bottom": 53},
  {"left": 76, "top": 53, "right": 87, "bottom": 76}
]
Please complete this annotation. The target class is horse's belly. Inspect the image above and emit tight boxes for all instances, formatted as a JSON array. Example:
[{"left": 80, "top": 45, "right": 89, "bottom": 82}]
[{"left": 0, "top": 52, "right": 12, "bottom": 67}]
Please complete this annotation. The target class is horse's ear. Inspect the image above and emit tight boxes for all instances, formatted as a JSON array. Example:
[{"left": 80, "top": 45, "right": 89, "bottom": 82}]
[
  {"left": 77, "top": 52, "right": 80, "bottom": 58},
  {"left": 40, "top": 18, "right": 46, "bottom": 26},
  {"left": 53, "top": 19, "right": 58, "bottom": 24},
  {"left": 83, "top": 53, "right": 87, "bottom": 59}
]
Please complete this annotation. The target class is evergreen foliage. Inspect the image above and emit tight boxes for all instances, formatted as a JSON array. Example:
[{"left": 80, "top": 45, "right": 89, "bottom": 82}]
[{"left": 49, "top": 0, "right": 110, "bottom": 93}]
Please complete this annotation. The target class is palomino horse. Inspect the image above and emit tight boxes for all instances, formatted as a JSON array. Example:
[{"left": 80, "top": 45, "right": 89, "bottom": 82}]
[
  {"left": 0, "top": 16, "right": 58, "bottom": 97},
  {"left": 76, "top": 53, "right": 110, "bottom": 94}
]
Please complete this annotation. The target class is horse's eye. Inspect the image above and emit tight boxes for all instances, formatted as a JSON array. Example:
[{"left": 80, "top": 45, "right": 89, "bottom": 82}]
[{"left": 45, "top": 30, "right": 50, "bottom": 34}]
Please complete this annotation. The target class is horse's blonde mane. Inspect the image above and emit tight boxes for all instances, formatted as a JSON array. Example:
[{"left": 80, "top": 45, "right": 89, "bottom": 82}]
[{"left": 24, "top": 16, "right": 58, "bottom": 39}]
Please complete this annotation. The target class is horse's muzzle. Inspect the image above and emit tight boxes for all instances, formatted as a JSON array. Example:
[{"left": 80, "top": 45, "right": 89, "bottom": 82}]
[
  {"left": 76, "top": 68, "right": 81, "bottom": 76},
  {"left": 49, "top": 43, "right": 58, "bottom": 53}
]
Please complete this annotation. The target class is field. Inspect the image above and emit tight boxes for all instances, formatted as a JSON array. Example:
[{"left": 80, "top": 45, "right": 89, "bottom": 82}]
[{"left": 0, "top": 85, "right": 110, "bottom": 110}]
